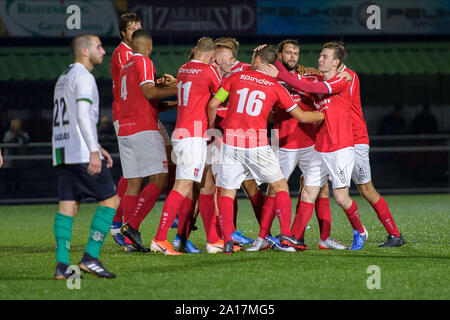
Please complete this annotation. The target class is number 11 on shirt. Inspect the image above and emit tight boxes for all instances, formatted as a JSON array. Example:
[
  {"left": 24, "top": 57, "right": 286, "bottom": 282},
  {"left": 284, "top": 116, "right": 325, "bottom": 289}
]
[{"left": 177, "top": 81, "right": 192, "bottom": 107}]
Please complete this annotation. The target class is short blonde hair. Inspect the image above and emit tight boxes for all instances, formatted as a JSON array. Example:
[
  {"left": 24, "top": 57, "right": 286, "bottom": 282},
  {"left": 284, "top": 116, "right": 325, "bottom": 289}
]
[
  {"left": 215, "top": 37, "right": 239, "bottom": 58},
  {"left": 195, "top": 37, "right": 216, "bottom": 52}
]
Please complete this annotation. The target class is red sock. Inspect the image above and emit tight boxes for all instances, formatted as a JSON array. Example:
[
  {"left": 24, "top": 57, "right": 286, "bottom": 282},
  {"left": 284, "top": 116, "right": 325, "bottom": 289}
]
[
  {"left": 113, "top": 202, "right": 124, "bottom": 223},
  {"left": 215, "top": 217, "right": 223, "bottom": 239},
  {"left": 155, "top": 190, "right": 185, "bottom": 241},
  {"left": 274, "top": 191, "right": 292, "bottom": 236},
  {"left": 291, "top": 201, "right": 314, "bottom": 239},
  {"left": 249, "top": 189, "right": 264, "bottom": 225},
  {"left": 315, "top": 197, "right": 331, "bottom": 241},
  {"left": 258, "top": 196, "right": 276, "bottom": 238},
  {"left": 117, "top": 176, "right": 128, "bottom": 198},
  {"left": 199, "top": 194, "right": 219, "bottom": 243},
  {"left": 344, "top": 200, "right": 364, "bottom": 233},
  {"left": 122, "top": 195, "right": 138, "bottom": 225},
  {"left": 219, "top": 196, "right": 234, "bottom": 243},
  {"left": 113, "top": 176, "right": 128, "bottom": 223},
  {"left": 372, "top": 196, "right": 400, "bottom": 237},
  {"left": 177, "top": 197, "right": 194, "bottom": 239},
  {"left": 127, "top": 183, "right": 161, "bottom": 230},
  {"left": 295, "top": 190, "right": 302, "bottom": 213}
]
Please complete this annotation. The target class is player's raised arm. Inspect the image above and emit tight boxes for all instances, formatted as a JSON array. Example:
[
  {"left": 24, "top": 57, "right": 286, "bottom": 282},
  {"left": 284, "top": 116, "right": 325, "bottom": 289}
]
[
  {"left": 141, "top": 82, "right": 177, "bottom": 100},
  {"left": 264, "top": 60, "right": 330, "bottom": 94},
  {"left": 289, "top": 106, "right": 324, "bottom": 123},
  {"left": 275, "top": 82, "right": 324, "bottom": 124},
  {"left": 130, "top": 30, "right": 177, "bottom": 100}
]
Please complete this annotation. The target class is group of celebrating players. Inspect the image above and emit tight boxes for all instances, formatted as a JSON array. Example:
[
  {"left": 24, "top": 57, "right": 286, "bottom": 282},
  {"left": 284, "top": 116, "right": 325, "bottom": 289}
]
[{"left": 51, "top": 13, "right": 404, "bottom": 279}]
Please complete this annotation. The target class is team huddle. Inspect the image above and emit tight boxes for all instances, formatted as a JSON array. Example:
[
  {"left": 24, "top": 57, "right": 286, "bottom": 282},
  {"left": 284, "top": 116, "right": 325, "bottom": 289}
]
[{"left": 51, "top": 13, "right": 404, "bottom": 280}]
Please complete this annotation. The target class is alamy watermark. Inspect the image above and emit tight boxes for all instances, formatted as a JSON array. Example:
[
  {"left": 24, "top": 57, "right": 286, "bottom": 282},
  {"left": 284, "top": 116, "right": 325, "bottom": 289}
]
[
  {"left": 66, "top": 5, "right": 81, "bottom": 30},
  {"left": 366, "top": 265, "right": 381, "bottom": 290},
  {"left": 366, "top": 4, "right": 381, "bottom": 30},
  {"left": 66, "top": 265, "right": 81, "bottom": 290}
]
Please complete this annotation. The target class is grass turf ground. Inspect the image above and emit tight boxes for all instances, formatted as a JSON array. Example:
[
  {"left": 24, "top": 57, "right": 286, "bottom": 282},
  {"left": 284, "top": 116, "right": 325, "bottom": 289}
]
[{"left": 0, "top": 194, "right": 448, "bottom": 300}]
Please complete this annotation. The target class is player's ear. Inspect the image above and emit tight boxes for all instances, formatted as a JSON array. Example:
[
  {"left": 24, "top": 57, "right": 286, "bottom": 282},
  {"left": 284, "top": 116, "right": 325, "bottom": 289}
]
[{"left": 81, "top": 46, "right": 89, "bottom": 58}]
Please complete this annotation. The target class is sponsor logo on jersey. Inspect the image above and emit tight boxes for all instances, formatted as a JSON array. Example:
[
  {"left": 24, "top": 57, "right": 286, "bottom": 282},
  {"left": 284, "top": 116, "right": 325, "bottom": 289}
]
[
  {"left": 240, "top": 74, "right": 275, "bottom": 86},
  {"left": 179, "top": 67, "right": 202, "bottom": 74}
]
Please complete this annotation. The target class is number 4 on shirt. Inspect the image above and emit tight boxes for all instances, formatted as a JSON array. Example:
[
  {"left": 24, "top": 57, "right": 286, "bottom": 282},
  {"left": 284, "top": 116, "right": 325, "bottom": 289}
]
[{"left": 121, "top": 75, "right": 127, "bottom": 100}]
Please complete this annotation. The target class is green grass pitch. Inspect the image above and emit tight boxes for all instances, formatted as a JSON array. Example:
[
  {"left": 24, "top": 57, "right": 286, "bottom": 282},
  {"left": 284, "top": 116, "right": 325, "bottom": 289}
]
[{"left": 0, "top": 194, "right": 448, "bottom": 300}]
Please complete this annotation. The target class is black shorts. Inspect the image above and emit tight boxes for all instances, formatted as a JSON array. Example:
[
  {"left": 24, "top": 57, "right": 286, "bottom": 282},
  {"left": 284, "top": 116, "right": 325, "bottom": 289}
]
[{"left": 55, "top": 162, "right": 117, "bottom": 202}]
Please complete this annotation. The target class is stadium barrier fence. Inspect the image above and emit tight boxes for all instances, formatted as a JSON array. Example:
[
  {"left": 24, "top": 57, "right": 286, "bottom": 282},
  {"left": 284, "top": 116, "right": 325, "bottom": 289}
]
[{"left": 0, "top": 134, "right": 449, "bottom": 204}]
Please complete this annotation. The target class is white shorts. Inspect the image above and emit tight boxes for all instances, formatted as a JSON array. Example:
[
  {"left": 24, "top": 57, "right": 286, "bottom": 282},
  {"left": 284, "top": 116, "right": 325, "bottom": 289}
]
[
  {"left": 172, "top": 137, "right": 207, "bottom": 183},
  {"left": 216, "top": 144, "right": 285, "bottom": 190},
  {"left": 118, "top": 130, "right": 168, "bottom": 179},
  {"left": 158, "top": 119, "right": 172, "bottom": 146},
  {"left": 352, "top": 143, "right": 372, "bottom": 185},
  {"left": 304, "top": 147, "right": 355, "bottom": 189},
  {"left": 210, "top": 141, "right": 255, "bottom": 182},
  {"left": 278, "top": 145, "right": 315, "bottom": 181}
]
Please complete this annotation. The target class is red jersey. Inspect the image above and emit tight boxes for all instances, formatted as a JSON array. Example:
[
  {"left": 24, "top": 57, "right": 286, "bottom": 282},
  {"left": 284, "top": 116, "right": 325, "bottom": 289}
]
[
  {"left": 230, "top": 60, "right": 251, "bottom": 74},
  {"left": 217, "top": 60, "right": 252, "bottom": 119},
  {"left": 273, "top": 73, "right": 319, "bottom": 149},
  {"left": 173, "top": 60, "right": 222, "bottom": 139},
  {"left": 342, "top": 65, "right": 369, "bottom": 145},
  {"left": 313, "top": 73, "right": 353, "bottom": 153},
  {"left": 111, "top": 42, "right": 133, "bottom": 122},
  {"left": 117, "top": 54, "right": 158, "bottom": 136},
  {"left": 219, "top": 70, "right": 297, "bottom": 148}
]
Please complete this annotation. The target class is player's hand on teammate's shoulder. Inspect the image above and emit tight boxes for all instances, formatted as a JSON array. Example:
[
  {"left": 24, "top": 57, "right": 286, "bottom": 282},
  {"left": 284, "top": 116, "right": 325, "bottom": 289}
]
[
  {"left": 296, "top": 64, "right": 321, "bottom": 76},
  {"left": 259, "top": 63, "right": 279, "bottom": 78},
  {"left": 337, "top": 70, "right": 352, "bottom": 82},
  {"left": 88, "top": 151, "right": 102, "bottom": 175}
]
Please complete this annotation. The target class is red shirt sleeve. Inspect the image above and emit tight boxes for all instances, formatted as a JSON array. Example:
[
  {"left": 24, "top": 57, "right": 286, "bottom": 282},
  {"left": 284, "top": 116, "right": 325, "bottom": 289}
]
[
  {"left": 208, "top": 65, "right": 222, "bottom": 94},
  {"left": 220, "top": 74, "right": 233, "bottom": 93},
  {"left": 137, "top": 57, "right": 156, "bottom": 86},
  {"left": 350, "top": 72, "right": 361, "bottom": 109},
  {"left": 275, "top": 83, "right": 297, "bottom": 112},
  {"left": 276, "top": 60, "right": 329, "bottom": 94},
  {"left": 323, "top": 76, "right": 348, "bottom": 95}
]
